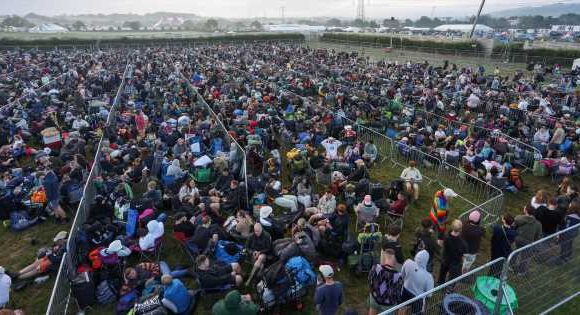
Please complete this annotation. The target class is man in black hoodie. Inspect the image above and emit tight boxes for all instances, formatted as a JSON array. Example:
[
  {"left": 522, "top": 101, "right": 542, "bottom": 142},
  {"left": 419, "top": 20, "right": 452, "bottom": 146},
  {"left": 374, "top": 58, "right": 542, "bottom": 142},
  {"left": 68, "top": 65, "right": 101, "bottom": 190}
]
[
  {"left": 535, "top": 198, "right": 565, "bottom": 236},
  {"left": 412, "top": 218, "right": 440, "bottom": 273},
  {"left": 438, "top": 220, "right": 467, "bottom": 286}
]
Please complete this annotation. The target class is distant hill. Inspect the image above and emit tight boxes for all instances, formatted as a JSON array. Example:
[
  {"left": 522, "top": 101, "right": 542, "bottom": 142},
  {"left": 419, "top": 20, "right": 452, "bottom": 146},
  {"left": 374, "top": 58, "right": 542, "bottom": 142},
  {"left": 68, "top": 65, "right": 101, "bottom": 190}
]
[
  {"left": 22, "top": 12, "right": 201, "bottom": 27},
  {"left": 489, "top": 3, "right": 580, "bottom": 18}
]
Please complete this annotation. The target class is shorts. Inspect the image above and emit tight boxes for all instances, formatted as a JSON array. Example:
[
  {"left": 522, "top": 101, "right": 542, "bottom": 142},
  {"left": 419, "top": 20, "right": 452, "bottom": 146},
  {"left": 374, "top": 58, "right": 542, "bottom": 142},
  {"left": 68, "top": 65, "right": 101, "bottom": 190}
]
[
  {"left": 368, "top": 294, "right": 393, "bottom": 313},
  {"left": 39, "top": 256, "right": 52, "bottom": 273}
]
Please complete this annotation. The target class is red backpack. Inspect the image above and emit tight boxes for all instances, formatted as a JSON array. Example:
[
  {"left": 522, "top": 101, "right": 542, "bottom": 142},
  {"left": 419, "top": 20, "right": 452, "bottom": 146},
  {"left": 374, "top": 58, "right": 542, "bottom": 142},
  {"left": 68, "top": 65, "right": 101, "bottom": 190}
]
[
  {"left": 509, "top": 169, "right": 524, "bottom": 190},
  {"left": 88, "top": 247, "right": 104, "bottom": 270}
]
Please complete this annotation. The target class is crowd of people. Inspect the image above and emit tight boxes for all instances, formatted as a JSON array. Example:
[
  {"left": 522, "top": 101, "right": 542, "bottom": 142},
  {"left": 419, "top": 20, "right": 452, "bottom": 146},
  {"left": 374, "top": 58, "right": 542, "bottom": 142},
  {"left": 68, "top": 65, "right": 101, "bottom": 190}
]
[{"left": 0, "top": 42, "right": 578, "bottom": 315}]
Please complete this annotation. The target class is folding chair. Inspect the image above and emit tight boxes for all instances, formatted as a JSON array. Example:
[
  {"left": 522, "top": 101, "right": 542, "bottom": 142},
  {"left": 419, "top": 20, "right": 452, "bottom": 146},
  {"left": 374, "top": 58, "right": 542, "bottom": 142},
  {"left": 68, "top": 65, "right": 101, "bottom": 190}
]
[
  {"left": 137, "top": 237, "right": 164, "bottom": 262},
  {"left": 173, "top": 232, "right": 197, "bottom": 263},
  {"left": 385, "top": 205, "right": 407, "bottom": 230}
]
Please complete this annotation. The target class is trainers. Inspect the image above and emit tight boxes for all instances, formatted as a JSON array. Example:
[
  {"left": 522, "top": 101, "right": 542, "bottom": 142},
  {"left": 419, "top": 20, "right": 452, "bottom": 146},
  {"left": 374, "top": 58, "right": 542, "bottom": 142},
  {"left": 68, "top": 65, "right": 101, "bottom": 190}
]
[{"left": 34, "top": 275, "right": 50, "bottom": 284}]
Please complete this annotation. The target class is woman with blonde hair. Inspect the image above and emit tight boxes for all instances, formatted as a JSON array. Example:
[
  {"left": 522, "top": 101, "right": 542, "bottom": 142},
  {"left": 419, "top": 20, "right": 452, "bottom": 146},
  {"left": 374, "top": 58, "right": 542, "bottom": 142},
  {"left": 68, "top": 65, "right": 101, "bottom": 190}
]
[{"left": 530, "top": 190, "right": 548, "bottom": 210}]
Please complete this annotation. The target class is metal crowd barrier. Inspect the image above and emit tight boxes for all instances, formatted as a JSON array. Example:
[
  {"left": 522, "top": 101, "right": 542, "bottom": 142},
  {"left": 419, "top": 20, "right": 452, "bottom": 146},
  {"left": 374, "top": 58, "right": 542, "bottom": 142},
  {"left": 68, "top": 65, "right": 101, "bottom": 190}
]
[
  {"left": 381, "top": 223, "right": 580, "bottom": 315},
  {"left": 46, "top": 57, "right": 131, "bottom": 315},
  {"left": 414, "top": 108, "right": 542, "bottom": 172},
  {"left": 178, "top": 70, "right": 250, "bottom": 208}
]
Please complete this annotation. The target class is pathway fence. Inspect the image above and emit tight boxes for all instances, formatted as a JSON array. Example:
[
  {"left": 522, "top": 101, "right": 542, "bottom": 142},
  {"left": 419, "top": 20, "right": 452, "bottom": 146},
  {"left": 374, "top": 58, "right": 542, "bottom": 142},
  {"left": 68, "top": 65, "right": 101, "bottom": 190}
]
[
  {"left": 46, "top": 58, "right": 131, "bottom": 315},
  {"left": 382, "top": 223, "right": 580, "bottom": 315}
]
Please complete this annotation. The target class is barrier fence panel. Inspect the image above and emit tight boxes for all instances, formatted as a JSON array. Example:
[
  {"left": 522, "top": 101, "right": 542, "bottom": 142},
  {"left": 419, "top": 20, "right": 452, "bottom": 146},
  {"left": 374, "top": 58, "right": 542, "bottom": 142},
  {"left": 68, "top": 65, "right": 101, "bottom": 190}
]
[
  {"left": 383, "top": 258, "right": 506, "bottom": 315},
  {"left": 46, "top": 57, "right": 131, "bottom": 315},
  {"left": 495, "top": 223, "right": 580, "bottom": 315},
  {"left": 179, "top": 70, "right": 249, "bottom": 207}
]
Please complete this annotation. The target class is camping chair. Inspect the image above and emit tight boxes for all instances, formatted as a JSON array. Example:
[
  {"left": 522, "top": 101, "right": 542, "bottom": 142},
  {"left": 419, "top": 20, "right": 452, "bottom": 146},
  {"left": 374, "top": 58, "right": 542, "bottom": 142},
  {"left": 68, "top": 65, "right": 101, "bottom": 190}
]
[
  {"left": 137, "top": 237, "right": 164, "bottom": 262},
  {"left": 173, "top": 232, "right": 197, "bottom": 263},
  {"left": 385, "top": 205, "right": 408, "bottom": 230},
  {"left": 191, "top": 167, "right": 214, "bottom": 186}
]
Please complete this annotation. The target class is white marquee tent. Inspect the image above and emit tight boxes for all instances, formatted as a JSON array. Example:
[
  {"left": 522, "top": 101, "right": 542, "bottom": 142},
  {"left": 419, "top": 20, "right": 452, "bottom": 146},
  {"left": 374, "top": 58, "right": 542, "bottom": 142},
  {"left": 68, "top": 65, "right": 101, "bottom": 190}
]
[{"left": 433, "top": 24, "right": 493, "bottom": 33}]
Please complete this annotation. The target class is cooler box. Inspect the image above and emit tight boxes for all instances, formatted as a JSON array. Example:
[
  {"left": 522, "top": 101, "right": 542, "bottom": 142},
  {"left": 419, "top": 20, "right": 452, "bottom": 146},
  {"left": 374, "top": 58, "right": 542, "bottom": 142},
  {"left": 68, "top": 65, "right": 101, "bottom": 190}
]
[{"left": 41, "top": 127, "right": 62, "bottom": 150}]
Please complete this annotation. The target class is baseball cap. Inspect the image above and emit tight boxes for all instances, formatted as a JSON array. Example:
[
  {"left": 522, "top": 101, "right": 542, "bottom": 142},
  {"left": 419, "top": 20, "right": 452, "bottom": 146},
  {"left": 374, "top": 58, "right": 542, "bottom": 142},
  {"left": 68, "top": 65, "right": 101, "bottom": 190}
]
[
  {"left": 53, "top": 231, "right": 68, "bottom": 242},
  {"left": 319, "top": 265, "right": 334, "bottom": 278}
]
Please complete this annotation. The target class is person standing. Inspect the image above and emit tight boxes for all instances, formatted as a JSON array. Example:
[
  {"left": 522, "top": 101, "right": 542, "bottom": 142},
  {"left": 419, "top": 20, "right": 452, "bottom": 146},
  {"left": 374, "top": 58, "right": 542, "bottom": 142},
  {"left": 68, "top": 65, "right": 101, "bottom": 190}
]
[
  {"left": 490, "top": 214, "right": 516, "bottom": 260},
  {"left": 429, "top": 188, "right": 459, "bottom": 241},
  {"left": 314, "top": 265, "right": 343, "bottom": 315},
  {"left": 558, "top": 201, "right": 580, "bottom": 263},
  {"left": 368, "top": 248, "right": 404, "bottom": 315},
  {"left": 513, "top": 206, "right": 542, "bottom": 275},
  {"left": 438, "top": 220, "right": 467, "bottom": 286},
  {"left": 461, "top": 211, "right": 485, "bottom": 273},
  {"left": 401, "top": 250, "right": 434, "bottom": 314}
]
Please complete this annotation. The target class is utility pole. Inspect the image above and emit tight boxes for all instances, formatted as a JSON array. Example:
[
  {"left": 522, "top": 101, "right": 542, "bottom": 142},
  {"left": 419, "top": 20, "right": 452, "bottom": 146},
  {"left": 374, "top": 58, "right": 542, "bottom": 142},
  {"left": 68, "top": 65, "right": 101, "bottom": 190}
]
[
  {"left": 281, "top": 6, "right": 285, "bottom": 24},
  {"left": 470, "top": 0, "right": 486, "bottom": 38},
  {"left": 357, "top": 0, "right": 366, "bottom": 24}
]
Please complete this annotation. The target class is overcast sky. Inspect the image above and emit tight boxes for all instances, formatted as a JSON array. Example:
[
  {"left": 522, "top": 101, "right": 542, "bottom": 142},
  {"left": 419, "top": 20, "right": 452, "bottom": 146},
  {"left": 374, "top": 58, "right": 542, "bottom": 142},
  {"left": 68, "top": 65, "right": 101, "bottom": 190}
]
[{"left": 0, "top": 0, "right": 576, "bottom": 19}]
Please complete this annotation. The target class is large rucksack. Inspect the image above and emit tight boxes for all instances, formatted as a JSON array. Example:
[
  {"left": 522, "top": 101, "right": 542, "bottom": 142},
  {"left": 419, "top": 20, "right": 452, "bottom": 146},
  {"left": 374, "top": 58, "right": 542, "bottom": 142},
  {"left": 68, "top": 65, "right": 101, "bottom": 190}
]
[
  {"left": 368, "top": 264, "right": 403, "bottom": 306},
  {"left": 508, "top": 168, "right": 524, "bottom": 190},
  {"left": 285, "top": 256, "right": 316, "bottom": 287},
  {"left": 532, "top": 161, "right": 548, "bottom": 177}
]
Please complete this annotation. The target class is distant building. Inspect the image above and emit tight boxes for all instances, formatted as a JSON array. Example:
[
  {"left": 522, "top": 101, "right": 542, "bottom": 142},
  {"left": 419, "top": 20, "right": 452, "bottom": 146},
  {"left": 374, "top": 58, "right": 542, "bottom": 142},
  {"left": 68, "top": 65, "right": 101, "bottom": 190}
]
[
  {"left": 433, "top": 24, "right": 493, "bottom": 33},
  {"left": 29, "top": 23, "right": 69, "bottom": 33},
  {"left": 263, "top": 24, "right": 326, "bottom": 33},
  {"left": 152, "top": 17, "right": 185, "bottom": 30},
  {"left": 551, "top": 25, "right": 580, "bottom": 32}
]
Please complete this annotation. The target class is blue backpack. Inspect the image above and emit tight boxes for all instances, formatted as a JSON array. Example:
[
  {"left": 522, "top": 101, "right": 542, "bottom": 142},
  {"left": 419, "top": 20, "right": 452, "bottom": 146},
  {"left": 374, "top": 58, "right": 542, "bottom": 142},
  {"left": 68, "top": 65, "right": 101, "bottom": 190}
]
[
  {"left": 560, "top": 139, "right": 573, "bottom": 154},
  {"left": 285, "top": 256, "right": 316, "bottom": 286},
  {"left": 125, "top": 209, "right": 138, "bottom": 237},
  {"left": 210, "top": 138, "right": 224, "bottom": 156},
  {"left": 215, "top": 240, "right": 243, "bottom": 264}
]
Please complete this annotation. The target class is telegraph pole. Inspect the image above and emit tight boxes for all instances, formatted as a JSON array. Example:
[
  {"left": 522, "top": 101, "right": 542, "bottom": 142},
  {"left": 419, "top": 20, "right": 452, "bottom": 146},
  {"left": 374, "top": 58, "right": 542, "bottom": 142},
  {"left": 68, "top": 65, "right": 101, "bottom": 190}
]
[
  {"left": 281, "top": 6, "right": 285, "bottom": 24},
  {"left": 470, "top": 0, "right": 486, "bottom": 38}
]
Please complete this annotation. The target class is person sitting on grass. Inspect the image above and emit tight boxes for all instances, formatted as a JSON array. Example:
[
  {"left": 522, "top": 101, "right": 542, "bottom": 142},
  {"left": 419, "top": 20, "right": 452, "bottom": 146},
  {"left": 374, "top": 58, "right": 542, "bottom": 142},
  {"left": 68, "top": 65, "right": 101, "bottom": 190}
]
[
  {"left": 195, "top": 254, "right": 243, "bottom": 289},
  {"left": 12, "top": 231, "right": 68, "bottom": 281},
  {"left": 212, "top": 290, "right": 258, "bottom": 315},
  {"left": 245, "top": 223, "right": 272, "bottom": 286}
]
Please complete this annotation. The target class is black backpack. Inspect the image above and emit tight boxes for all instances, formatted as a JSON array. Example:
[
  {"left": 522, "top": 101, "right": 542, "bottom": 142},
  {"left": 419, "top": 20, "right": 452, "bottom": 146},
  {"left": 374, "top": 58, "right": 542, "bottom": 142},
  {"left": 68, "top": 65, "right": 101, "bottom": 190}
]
[{"left": 368, "top": 264, "right": 403, "bottom": 306}]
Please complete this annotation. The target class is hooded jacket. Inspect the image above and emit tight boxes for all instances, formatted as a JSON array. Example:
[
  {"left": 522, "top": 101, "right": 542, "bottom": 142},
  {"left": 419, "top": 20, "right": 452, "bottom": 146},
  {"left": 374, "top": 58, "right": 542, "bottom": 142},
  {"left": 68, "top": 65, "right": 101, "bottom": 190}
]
[
  {"left": 401, "top": 250, "right": 434, "bottom": 296},
  {"left": 514, "top": 215, "right": 542, "bottom": 246},
  {"left": 212, "top": 290, "right": 258, "bottom": 315},
  {"left": 139, "top": 220, "right": 164, "bottom": 250}
]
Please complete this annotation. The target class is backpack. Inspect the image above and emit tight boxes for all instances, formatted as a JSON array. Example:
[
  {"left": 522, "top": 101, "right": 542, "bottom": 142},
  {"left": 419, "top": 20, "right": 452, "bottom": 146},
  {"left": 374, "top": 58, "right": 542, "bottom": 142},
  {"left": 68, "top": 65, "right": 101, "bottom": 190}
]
[
  {"left": 368, "top": 264, "right": 403, "bottom": 306},
  {"left": 210, "top": 138, "right": 224, "bottom": 155},
  {"left": 96, "top": 280, "right": 117, "bottom": 304},
  {"left": 508, "top": 169, "right": 524, "bottom": 190},
  {"left": 194, "top": 167, "right": 212, "bottom": 183},
  {"left": 31, "top": 189, "right": 47, "bottom": 204},
  {"left": 215, "top": 240, "right": 243, "bottom": 264},
  {"left": 71, "top": 272, "right": 96, "bottom": 310},
  {"left": 126, "top": 209, "right": 139, "bottom": 237},
  {"left": 285, "top": 256, "right": 316, "bottom": 287},
  {"left": 532, "top": 161, "right": 548, "bottom": 177},
  {"left": 88, "top": 247, "right": 104, "bottom": 270},
  {"left": 67, "top": 181, "right": 84, "bottom": 204}
]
